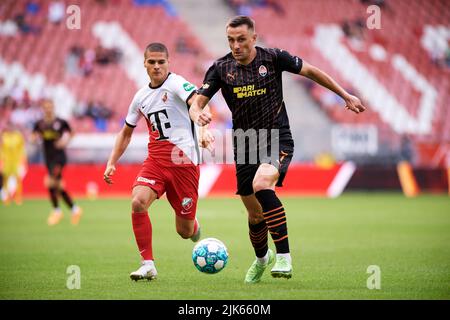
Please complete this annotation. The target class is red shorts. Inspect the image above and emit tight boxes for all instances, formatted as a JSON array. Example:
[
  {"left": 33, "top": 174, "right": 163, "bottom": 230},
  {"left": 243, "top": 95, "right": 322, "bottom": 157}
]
[{"left": 133, "top": 159, "right": 200, "bottom": 220}]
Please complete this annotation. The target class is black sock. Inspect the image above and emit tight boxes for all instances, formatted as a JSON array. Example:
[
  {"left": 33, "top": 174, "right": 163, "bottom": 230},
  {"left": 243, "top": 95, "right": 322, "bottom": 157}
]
[
  {"left": 60, "top": 189, "right": 74, "bottom": 209},
  {"left": 248, "top": 220, "right": 268, "bottom": 258},
  {"left": 48, "top": 188, "right": 59, "bottom": 208},
  {"left": 255, "top": 189, "right": 290, "bottom": 254}
]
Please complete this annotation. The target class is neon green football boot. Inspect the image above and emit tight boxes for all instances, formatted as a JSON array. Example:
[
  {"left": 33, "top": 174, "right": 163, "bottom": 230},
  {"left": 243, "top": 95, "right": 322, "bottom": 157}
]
[
  {"left": 271, "top": 255, "right": 292, "bottom": 279},
  {"left": 244, "top": 249, "right": 275, "bottom": 284}
]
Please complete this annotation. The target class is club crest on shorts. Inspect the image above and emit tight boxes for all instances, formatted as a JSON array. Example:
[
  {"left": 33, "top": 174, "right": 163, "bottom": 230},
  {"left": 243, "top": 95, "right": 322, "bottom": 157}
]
[
  {"left": 259, "top": 65, "right": 267, "bottom": 77},
  {"left": 182, "top": 197, "right": 193, "bottom": 210}
]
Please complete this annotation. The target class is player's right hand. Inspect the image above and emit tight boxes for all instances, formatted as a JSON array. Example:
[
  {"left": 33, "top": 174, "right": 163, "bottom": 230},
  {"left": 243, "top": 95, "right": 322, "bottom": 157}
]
[
  {"left": 103, "top": 165, "right": 116, "bottom": 185},
  {"left": 197, "top": 111, "right": 212, "bottom": 126},
  {"left": 191, "top": 109, "right": 212, "bottom": 126}
]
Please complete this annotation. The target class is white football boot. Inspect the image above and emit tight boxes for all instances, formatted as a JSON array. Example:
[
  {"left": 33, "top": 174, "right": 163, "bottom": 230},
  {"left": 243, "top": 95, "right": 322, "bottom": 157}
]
[{"left": 130, "top": 261, "right": 158, "bottom": 281}]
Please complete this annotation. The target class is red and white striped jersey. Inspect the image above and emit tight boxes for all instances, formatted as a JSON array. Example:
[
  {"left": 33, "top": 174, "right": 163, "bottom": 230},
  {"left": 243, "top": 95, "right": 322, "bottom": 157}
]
[{"left": 125, "top": 73, "right": 200, "bottom": 166}]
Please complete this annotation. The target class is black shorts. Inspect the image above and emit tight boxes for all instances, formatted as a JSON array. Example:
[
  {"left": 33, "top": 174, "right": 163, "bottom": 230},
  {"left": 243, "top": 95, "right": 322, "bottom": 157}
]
[
  {"left": 235, "top": 141, "right": 294, "bottom": 196},
  {"left": 45, "top": 155, "right": 67, "bottom": 180}
]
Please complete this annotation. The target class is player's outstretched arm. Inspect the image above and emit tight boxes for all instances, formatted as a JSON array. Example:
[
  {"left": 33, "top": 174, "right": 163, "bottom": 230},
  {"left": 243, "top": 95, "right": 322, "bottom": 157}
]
[
  {"left": 104, "top": 124, "right": 134, "bottom": 185},
  {"left": 189, "top": 94, "right": 212, "bottom": 126},
  {"left": 299, "top": 61, "right": 366, "bottom": 114},
  {"left": 187, "top": 93, "right": 215, "bottom": 151}
]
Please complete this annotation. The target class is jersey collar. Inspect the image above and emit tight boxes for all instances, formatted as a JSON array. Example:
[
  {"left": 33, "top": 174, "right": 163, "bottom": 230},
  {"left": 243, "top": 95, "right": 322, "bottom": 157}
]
[{"left": 148, "top": 72, "right": 171, "bottom": 89}]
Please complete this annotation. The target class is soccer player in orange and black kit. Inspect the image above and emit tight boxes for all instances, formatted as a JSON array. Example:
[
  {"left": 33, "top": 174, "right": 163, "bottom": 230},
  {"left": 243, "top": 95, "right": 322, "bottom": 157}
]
[
  {"left": 32, "top": 100, "right": 82, "bottom": 226},
  {"left": 190, "top": 16, "right": 366, "bottom": 283}
]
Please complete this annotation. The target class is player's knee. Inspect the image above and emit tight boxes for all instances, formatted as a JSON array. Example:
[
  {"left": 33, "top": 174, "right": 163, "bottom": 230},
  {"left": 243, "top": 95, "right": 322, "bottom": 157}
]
[
  {"left": 131, "top": 196, "right": 148, "bottom": 212},
  {"left": 47, "top": 179, "right": 56, "bottom": 189},
  {"left": 252, "top": 177, "right": 273, "bottom": 193}
]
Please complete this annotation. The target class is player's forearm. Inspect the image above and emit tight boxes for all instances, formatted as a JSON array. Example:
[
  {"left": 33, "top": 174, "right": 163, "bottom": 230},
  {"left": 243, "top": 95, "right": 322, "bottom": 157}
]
[
  {"left": 189, "top": 103, "right": 204, "bottom": 122},
  {"left": 189, "top": 95, "right": 209, "bottom": 121},
  {"left": 60, "top": 132, "right": 72, "bottom": 147},
  {"left": 303, "top": 65, "right": 350, "bottom": 101}
]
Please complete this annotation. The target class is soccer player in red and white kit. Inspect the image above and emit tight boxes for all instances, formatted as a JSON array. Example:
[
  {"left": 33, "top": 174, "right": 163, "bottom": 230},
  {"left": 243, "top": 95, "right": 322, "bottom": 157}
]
[{"left": 103, "top": 43, "right": 214, "bottom": 281}]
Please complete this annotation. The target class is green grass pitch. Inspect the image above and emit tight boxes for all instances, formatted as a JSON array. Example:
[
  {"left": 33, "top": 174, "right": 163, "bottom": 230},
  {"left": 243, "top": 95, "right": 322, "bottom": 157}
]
[{"left": 0, "top": 193, "right": 449, "bottom": 299}]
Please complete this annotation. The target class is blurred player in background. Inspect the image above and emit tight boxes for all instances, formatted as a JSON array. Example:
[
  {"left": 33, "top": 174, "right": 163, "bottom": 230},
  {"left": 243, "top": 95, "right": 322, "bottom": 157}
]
[
  {"left": 190, "top": 16, "right": 366, "bottom": 283},
  {"left": 32, "top": 99, "right": 83, "bottom": 226},
  {"left": 0, "top": 122, "right": 27, "bottom": 205},
  {"left": 103, "top": 43, "right": 214, "bottom": 281}
]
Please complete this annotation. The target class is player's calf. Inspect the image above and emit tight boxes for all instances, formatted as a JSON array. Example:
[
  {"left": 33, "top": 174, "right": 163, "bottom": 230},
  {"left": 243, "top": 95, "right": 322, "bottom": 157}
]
[{"left": 176, "top": 217, "right": 200, "bottom": 242}]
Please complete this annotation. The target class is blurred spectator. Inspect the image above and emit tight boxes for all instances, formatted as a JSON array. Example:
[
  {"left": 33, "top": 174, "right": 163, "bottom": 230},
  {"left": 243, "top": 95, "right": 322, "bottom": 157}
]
[
  {"left": 65, "top": 45, "right": 83, "bottom": 76},
  {"left": 256, "top": 0, "right": 285, "bottom": 16},
  {"left": 399, "top": 134, "right": 415, "bottom": 163},
  {"left": 133, "top": 0, "right": 177, "bottom": 16},
  {"left": 10, "top": 103, "right": 30, "bottom": 130},
  {"left": 10, "top": 80, "right": 25, "bottom": 103},
  {"left": 0, "top": 78, "right": 7, "bottom": 98},
  {"left": 341, "top": 18, "right": 366, "bottom": 51},
  {"left": 225, "top": 0, "right": 285, "bottom": 16},
  {"left": 26, "top": 1, "right": 40, "bottom": 15},
  {"left": 13, "top": 13, "right": 40, "bottom": 34},
  {"left": 0, "top": 96, "right": 17, "bottom": 130},
  {"left": 86, "top": 101, "right": 113, "bottom": 132},
  {"left": 95, "top": 45, "right": 122, "bottom": 65},
  {"left": 314, "top": 152, "right": 336, "bottom": 169},
  {"left": 0, "top": 20, "right": 18, "bottom": 36},
  {"left": 48, "top": 1, "right": 65, "bottom": 25},
  {"left": 81, "top": 49, "right": 96, "bottom": 77},
  {"left": 24, "top": 100, "right": 43, "bottom": 125},
  {"left": 432, "top": 39, "right": 450, "bottom": 69},
  {"left": 360, "top": 0, "right": 386, "bottom": 9},
  {"left": 66, "top": 44, "right": 123, "bottom": 77},
  {"left": 72, "top": 101, "right": 88, "bottom": 119},
  {"left": 175, "top": 36, "right": 199, "bottom": 55},
  {"left": 225, "top": 0, "right": 253, "bottom": 16},
  {"left": 341, "top": 19, "right": 365, "bottom": 40}
]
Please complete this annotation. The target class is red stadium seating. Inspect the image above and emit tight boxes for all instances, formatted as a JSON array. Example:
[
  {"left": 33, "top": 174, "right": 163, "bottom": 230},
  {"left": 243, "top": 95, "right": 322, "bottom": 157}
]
[
  {"left": 0, "top": 0, "right": 211, "bottom": 133},
  {"left": 251, "top": 0, "right": 449, "bottom": 166}
]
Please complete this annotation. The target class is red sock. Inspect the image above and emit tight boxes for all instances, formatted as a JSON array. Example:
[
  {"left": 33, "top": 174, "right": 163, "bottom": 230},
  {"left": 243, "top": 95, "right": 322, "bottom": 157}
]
[{"left": 132, "top": 212, "right": 153, "bottom": 260}]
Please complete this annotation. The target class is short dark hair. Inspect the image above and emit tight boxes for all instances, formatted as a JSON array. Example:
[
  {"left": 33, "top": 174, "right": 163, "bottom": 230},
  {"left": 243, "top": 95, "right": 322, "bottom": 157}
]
[
  {"left": 226, "top": 15, "right": 255, "bottom": 31},
  {"left": 144, "top": 42, "right": 169, "bottom": 57}
]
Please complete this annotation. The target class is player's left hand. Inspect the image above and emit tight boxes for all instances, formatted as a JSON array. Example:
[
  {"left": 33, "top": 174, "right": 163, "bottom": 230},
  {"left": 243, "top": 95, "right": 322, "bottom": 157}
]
[
  {"left": 55, "top": 134, "right": 70, "bottom": 149},
  {"left": 103, "top": 164, "right": 116, "bottom": 185},
  {"left": 54, "top": 139, "right": 66, "bottom": 149},
  {"left": 344, "top": 94, "right": 366, "bottom": 114},
  {"left": 199, "top": 128, "right": 215, "bottom": 152},
  {"left": 191, "top": 109, "right": 212, "bottom": 126}
]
